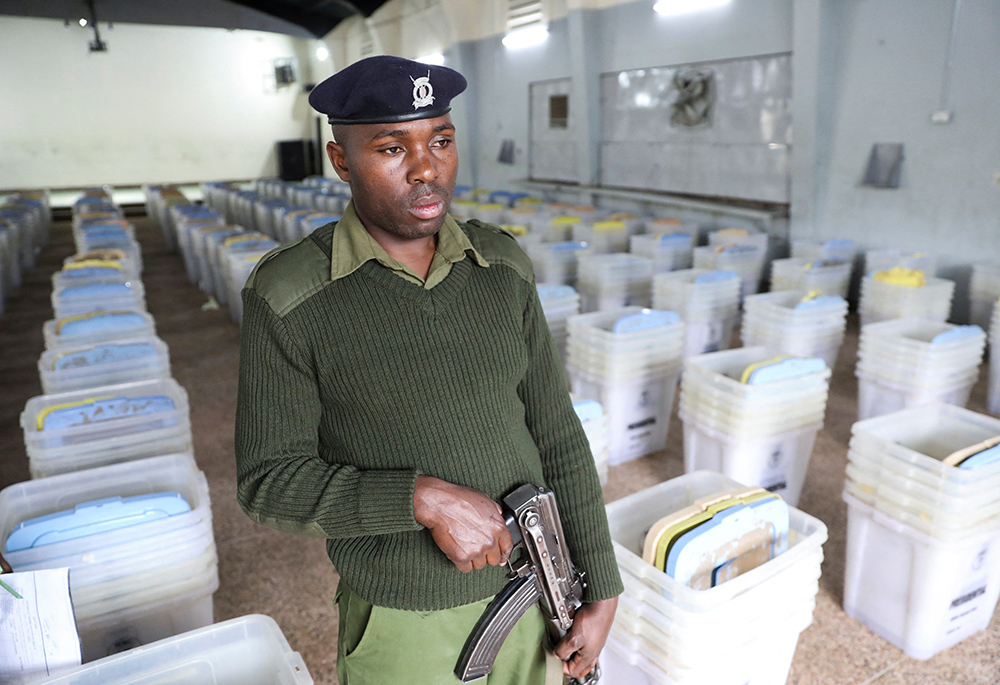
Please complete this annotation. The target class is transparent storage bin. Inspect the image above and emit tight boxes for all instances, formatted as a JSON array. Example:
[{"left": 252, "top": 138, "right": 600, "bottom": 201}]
[
  {"left": 45, "top": 614, "right": 313, "bottom": 684},
  {"left": 605, "top": 471, "right": 827, "bottom": 613},
  {"left": 842, "top": 492, "right": 1000, "bottom": 660},
  {"left": 44, "top": 310, "right": 157, "bottom": 351},
  {"left": 37, "top": 336, "right": 171, "bottom": 395},
  {"left": 21, "top": 378, "right": 193, "bottom": 477}
]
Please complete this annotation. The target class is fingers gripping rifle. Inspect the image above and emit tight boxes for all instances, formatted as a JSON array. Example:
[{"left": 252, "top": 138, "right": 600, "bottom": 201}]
[{"left": 455, "top": 484, "right": 599, "bottom": 684}]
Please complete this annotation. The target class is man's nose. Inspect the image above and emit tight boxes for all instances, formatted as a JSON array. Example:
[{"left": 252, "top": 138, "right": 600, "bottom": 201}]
[{"left": 408, "top": 147, "right": 439, "bottom": 184}]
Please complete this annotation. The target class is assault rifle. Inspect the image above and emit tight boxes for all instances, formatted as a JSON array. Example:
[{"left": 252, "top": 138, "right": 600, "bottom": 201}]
[{"left": 455, "top": 484, "right": 599, "bottom": 684}]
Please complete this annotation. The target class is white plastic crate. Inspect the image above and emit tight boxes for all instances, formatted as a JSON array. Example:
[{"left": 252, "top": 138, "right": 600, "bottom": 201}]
[
  {"left": 76, "top": 574, "right": 218, "bottom": 663},
  {"left": 37, "top": 336, "right": 171, "bottom": 395},
  {"left": 44, "top": 310, "right": 157, "bottom": 351},
  {"left": 680, "top": 416, "right": 821, "bottom": 506},
  {"left": 21, "top": 378, "right": 193, "bottom": 477},
  {"left": 605, "top": 471, "right": 828, "bottom": 613},
  {"left": 44, "top": 614, "right": 312, "bottom": 684},
  {"left": 856, "top": 370, "right": 977, "bottom": 421},
  {"left": 570, "top": 367, "right": 679, "bottom": 464},
  {"left": 842, "top": 492, "right": 1000, "bottom": 660}
]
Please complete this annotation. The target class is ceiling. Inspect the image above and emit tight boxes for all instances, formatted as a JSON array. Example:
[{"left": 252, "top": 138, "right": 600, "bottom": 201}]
[
  {"left": 226, "top": 1, "right": 390, "bottom": 37},
  {"left": 0, "top": 0, "right": 392, "bottom": 38}
]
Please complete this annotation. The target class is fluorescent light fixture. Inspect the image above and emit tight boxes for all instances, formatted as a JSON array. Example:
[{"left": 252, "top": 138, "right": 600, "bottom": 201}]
[
  {"left": 502, "top": 24, "right": 548, "bottom": 49},
  {"left": 315, "top": 46, "right": 329, "bottom": 61},
  {"left": 416, "top": 52, "right": 445, "bottom": 66},
  {"left": 78, "top": 17, "right": 88, "bottom": 27},
  {"left": 653, "top": 0, "right": 731, "bottom": 17}
]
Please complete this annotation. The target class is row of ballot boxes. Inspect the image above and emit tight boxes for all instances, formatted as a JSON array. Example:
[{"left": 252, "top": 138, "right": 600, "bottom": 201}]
[{"left": 8, "top": 197, "right": 224, "bottom": 679}]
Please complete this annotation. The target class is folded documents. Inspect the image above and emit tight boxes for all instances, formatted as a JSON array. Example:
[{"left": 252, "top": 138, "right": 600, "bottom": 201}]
[
  {"left": 35, "top": 395, "right": 176, "bottom": 431},
  {"left": 55, "top": 310, "right": 146, "bottom": 336},
  {"left": 56, "top": 281, "right": 134, "bottom": 300},
  {"left": 51, "top": 341, "right": 158, "bottom": 371},
  {"left": 5, "top": 492, "right": 190, "bottom": 553},
  {"left": 642, "top": 486, "right": 772, "bottom": 570},
  {"left": 930, "top": 325, "right": 983, "bottom": 345},
  {"left": 642, "top": 487, "right": 788, "bottom": 590}
]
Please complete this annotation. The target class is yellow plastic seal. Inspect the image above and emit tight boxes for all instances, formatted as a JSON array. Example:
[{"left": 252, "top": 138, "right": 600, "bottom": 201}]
[
  {"left": 872, "top": 267, "right": 925, "bottom": 287},
  {"left": 740, "top": 355, "right": 793, "bottom": 384},
  {"left": 36, "top": 396, "right": 115, "bottom": 431}
]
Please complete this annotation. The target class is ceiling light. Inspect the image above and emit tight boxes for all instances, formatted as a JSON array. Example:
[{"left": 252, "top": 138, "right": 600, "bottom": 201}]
[
  {"left": 653, "top": 0, "right": 732, "bottom": 17},
  {"left": 502, "top": 25, "right": 548, "bottom": 50},
  {"left": 78, "top": 17, "right": 88, "bottom": 27},
  {"left": 315, "top": 46, "right": 329, "bottom": 61},
  {"left": 416, "top": 52, "right": 445, "bottom": 66}
]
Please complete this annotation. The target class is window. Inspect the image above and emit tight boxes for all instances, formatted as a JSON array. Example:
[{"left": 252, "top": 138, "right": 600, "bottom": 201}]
[{"left": 549, "top": 94, "right": 568, "bottom": 129}]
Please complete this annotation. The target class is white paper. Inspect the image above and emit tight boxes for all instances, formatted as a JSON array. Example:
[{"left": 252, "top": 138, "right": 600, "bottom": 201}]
[{"left": 0, "top": 568, "right": 82, "bottom": 683}]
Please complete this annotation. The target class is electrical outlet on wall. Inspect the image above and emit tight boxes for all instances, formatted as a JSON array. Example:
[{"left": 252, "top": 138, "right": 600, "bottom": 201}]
[{"left": 931, "top": 110, "right": 953, "bottom": 124}]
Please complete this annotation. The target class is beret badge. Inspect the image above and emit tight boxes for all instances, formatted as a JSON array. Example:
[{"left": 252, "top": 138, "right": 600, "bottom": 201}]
[{"left": 412, "top": 72, "right": 435, "bottom": 110}]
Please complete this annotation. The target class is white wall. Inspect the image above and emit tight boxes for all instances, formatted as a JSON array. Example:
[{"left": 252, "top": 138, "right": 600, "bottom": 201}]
[
  {"left": 792, "top": 0, "right": 1000, "bottom": 319},
  {"left": 0, "top": 17, "right": 315, "bottom": 189}
]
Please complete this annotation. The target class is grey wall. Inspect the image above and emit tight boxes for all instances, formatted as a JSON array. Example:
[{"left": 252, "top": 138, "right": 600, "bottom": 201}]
[{"left": 791, "top": 0, "right": 1000, "bottom": 320}]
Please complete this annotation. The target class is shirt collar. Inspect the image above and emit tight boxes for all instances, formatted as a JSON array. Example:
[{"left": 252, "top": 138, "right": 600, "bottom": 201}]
[{"left": 330, "top": 199, "right": 489, "bottom": 283}]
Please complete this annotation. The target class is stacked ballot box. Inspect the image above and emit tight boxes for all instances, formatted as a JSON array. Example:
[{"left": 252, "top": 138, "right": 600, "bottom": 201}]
[
  {"left": 573, "top": 398, "right": 610, "bottom": 486},
  {"left": 991, "top": 300, "right": 1000, "bottom": 415},
  {"left": 576, "top": 253, "right": 654, "bottom": 313},
  {"left": 143, "top": 185, "right": 190, "bottom": 251},
  {"left": 679, "top": 347, "right": 831, "bottom": 506},
  {"left": 741, "top": 290, "right": 849, "bottom": 370},
  {"left": 969, "top": 262, "right": 1000, "bottom": 332},
  {"left": 769, "top": 257, "right": 852, "bottom": 299},
  {"left": 538, "top": 284, "right": 581, "bottom": 368},
  {"left": 601, "top": 471, "right": 827, "bottom": 685},
  {"left": 652, "top": 269, "right": 741, "bottom": 358},
  {"left": 40, "top": 615, "right": 313, "bottom": 684},
  {"left": 693, "top": 244, "right": 764, "bottom": 299},
  {"left": 72, "top": 216, "right": 143, "bottom": 277},
  {"left": 855, "top": 318, "right": 985, "bottom": 420},
  {"left": 0, "top": 454, "right": 218, "bottom": 662},
  {"left": 573, "top": 219, "right": 630, "bottom": 254},
  {"left": 865, "top": 248, "right": 936, "bottom": 276},
  {"left": 21, "top": 378, "right": 193, "bottom": 479},
  {"left": 1, "top": 189, "right": 52, "bottom": 313},
  {"left": 858, "top": 269, "right": 955, "bottom": 326},
  {"left": 212, "top": 234, "right": 278, "bottom": 308},
  {"left": 629, "top": 232, "right": 695, "bottom": 274},
  {"left": 528, "top": 241, "right": 594, "bottom": 289},
  {"left": 226, "top": 248, "right": 273, "bottom": 326},
  {"left": 790, "top": 238, "right": 856, "bottom": 264},
  {"left": 38, "top": 337, "right": 172, "bottom": 395},
  {"left": 566, "top": 308, "right": 685, "bottom": 465},
  {"left": 842, "top": 404, "right": 1000, "bottom": 659}
]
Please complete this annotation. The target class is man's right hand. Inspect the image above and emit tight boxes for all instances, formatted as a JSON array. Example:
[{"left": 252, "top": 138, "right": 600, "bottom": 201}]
[{"left": 413, "top": 476, "right": 514, "bottom": 573}]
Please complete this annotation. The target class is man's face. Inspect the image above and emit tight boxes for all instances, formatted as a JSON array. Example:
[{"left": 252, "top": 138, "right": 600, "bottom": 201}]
[{"left": 327, "top": 114, "right": 458, "bottom": 240}]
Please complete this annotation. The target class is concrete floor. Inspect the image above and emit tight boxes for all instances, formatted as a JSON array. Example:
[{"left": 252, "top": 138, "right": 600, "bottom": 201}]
[{"left": 1, "top": 216, "right": 998, "bottom": 684}]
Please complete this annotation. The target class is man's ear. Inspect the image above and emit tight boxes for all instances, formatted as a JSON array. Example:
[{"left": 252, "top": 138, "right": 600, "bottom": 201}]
[{"left": 327, "top": 141, "right": 350, "bottom": 182}]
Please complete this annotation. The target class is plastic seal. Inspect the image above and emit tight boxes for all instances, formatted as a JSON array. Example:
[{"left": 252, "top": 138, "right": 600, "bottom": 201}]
[
  {"left": 611, "top": 309, "right": 680, "bottom": 334},
  {"left": 694, "top": 269, "right": 738, "bottom": 284},
  {"left": 740, "top": 356, "right": 826, "bottom": 384}
]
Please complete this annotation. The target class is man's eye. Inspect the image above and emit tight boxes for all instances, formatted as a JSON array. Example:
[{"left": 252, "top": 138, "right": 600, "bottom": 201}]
[
  {"left": 433, "top": 138, "right": 452, "bottom": 148},
  {"left": 382, "top": 146, "right": 402, "bottom": 154}
]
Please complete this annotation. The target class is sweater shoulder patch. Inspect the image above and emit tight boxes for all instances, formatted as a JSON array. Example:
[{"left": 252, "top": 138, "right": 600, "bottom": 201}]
[
  {"left": 245, "top": 234, "right": 332, "bottom": 317},
  {"left": 462, "top": 219, "right": 535, "bottom": 285}
]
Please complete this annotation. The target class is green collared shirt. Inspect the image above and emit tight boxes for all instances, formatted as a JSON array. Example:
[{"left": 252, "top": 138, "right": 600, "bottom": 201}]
[{"left": 330, "top": 200, "right": 489, "bottom": 290}]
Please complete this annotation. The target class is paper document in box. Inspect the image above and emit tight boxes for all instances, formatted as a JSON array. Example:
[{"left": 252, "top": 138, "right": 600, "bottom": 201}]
[{"left": 0, "top": 567, "right": 81, "bottom": 683}]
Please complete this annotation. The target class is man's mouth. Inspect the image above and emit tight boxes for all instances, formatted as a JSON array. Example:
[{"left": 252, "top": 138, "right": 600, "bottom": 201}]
[{"left": 410, "top": 196, "right": 446, "bottom": 220}]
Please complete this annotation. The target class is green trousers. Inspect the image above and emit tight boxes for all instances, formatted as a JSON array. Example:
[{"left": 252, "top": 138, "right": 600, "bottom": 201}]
[{"left": 336, "top": 580, "right": 565, "bottom": 684}]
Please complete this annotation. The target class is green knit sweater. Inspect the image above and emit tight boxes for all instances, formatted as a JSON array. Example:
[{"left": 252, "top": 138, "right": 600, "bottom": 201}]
[{"left": 235, "top": 219, "right": 623, "bottom": 611}]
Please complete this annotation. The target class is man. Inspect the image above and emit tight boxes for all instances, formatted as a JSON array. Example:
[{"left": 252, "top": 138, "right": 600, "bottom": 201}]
[{"left": 235, "top": 55, "right": 621, "bottom": 684}]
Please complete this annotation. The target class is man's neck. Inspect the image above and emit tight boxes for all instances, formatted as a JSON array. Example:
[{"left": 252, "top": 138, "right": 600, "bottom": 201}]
[{"left": 364, "top": 222, "right": 438, "bottom": 280}]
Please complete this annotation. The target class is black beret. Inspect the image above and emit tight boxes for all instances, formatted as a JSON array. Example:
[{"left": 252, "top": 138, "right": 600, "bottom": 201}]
[{"left": 309, "top": 55, "right": 468, "bottom": 125}]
